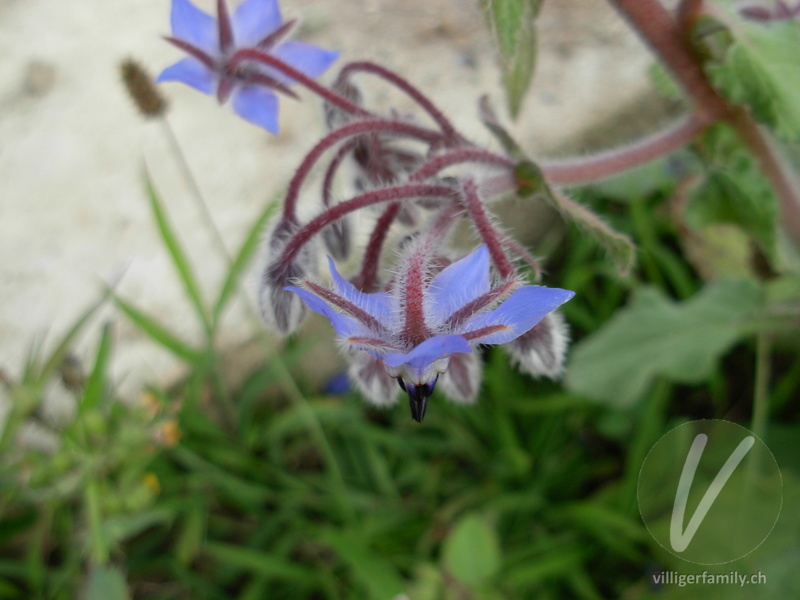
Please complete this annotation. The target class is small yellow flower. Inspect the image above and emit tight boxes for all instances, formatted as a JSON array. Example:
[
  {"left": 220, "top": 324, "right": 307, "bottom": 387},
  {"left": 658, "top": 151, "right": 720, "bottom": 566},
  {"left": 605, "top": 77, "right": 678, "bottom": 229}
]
[
  {"left": 155, "top": 420, "right": 181, "bottom": 447},
  {"left": 143, "top": 472, "right": 160, "bottom": 495}
]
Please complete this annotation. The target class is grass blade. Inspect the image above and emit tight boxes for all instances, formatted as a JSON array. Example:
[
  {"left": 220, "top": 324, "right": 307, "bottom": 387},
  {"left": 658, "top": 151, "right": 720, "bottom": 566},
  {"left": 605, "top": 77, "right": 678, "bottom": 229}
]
[
  {"left": 211, "top": 200, "right": 278, "bottom": 328},
  {"left": 144, "top": 171, "right": 212, "bottom": 337},
  {"left": 80, "top": 322, "right": 114, "bottom": 414},
  {"left": 113, "top": 296, "right": 205, "bottom": 364}
]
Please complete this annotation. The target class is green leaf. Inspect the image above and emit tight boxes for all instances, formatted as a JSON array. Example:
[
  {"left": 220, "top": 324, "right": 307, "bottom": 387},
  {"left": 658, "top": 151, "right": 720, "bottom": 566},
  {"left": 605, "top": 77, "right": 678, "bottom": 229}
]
[
  {"left": 566, "top": 279, "right": 763, "bottom": 407},
  {"left": 113, "top": 295, "right": 206, "bottom": 364},
  {"left": 442, "top": 513, "right": 502, "bottom": 587},
  {"left": 83, "top": 565, "right": 129, "bottom": 600},
  {"left": 144, "top": 173, "right": 212, "bottom": 336},
  {"left": 321, "top": 529, "right": 405, "bottom": 600},
  {"left": 517, "top": 161, "right": 636, "bottom": 276},
  {"left": 686, "top": 164, "right": 778, "bottom": 259},
  {"left": 80, "top": 322, "right": 114, "bottom": 414},
  {"left": 483, "top": 0, "right": 542, "bottom": 119},
  {"left": 211, "top": 200, "right": 278, "bottom": 328},
  {"left": 710, "top": 18, "right": 800, "bottom": 141}
]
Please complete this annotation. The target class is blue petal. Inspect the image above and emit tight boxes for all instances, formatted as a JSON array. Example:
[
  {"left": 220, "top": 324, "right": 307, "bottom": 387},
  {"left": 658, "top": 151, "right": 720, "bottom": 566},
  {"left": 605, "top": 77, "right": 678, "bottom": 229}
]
[
  {"left": 156, "top": 58, "right": 214, "bottom": 94},
  {"left": 460, "top": 286, "right": 575, "bottom": 345},
  {"left": 327, "top": 258, "right": 395, "bottom": 326},
  {"left": 285, "top": 286, "right": 367, "bottom": 338},
  {"left": 271, "top": 41, "right": 340, "bottom": 84},
  {"left": 233, "top": 0, "right": 282, "bottom": 47},
  {"left": 383, "top": 335, "right": 472, "bottom": 378},
  {"left": 231, "top": 85, "right": 280, "bottom": 133},
  {"left": 171, "top": 0, "right": 218, "bottom": 55},
  {"left": 426, "top": 245, "right": 490, "bottom": 325}
]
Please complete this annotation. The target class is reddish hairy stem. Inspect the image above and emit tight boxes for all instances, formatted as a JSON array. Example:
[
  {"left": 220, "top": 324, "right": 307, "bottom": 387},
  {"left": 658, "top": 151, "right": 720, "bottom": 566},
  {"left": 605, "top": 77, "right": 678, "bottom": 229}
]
[
  {"left": 609, "top": 0, "right": 800, "bottom": 241},
  {"left": 540, "top": 114, "right": 708, "bottom": 185},
  {"left": 409, "top": 148, "right": 514, "bottom": 181},
  {"left": 677, "top": 0, "right": 705, "bottom": 32},
  {"left": 461, "top": 179, "right": 515, "bottom": 278},
  {"left": 230, "top": 48, "right": 372, "bottom": 118},
  {"left": 322, "top": 138, "right": 361, "bottom": 207},
  {"left": 354, "top": 202, "right": 402, "bottom": 292},
  {"left": 338, "top": 61, "right": 465, "bottom": 143},
  {"left": 608, "top": 0, "right": 728, "bottom": 120},
  {"left": 281, "top": 119, "right": 444, "bottom": 221},
  {"left": 280, "top": 183, "right": 457, "bottom": 266},
  {"left": 499, "top": 235, "right": 543, "bottom": 281},
  {"left": 400, "top": 238, "right": 434, "bottom": 344}
]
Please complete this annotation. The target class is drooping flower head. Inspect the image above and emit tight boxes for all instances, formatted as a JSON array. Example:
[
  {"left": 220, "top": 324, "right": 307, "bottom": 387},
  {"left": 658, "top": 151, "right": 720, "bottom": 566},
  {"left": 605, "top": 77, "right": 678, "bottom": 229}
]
[
  {"left": 286, "top": 239, "right": 574, "bottom": 422},
  {"left": 157, "top": 0, "right": 339, "bottom": 132}
]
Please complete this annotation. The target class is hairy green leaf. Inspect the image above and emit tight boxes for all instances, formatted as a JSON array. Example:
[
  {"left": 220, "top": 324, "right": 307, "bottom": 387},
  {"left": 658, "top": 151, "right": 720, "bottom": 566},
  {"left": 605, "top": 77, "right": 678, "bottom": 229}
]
[
  {"left": 442, "top": 513, "right": 501, "bottom": 587},
  {"left": 710, "top": 19, "right": 800, "bottom": 140},
  {"left": 686, "top": 157, "right": 778, "bottom": 261},
  {"left": 566, "top": 279, "right": 763, "bottom": 406},
  {"left": 483, "top": 0, "right": 542, "bottom": 119}
]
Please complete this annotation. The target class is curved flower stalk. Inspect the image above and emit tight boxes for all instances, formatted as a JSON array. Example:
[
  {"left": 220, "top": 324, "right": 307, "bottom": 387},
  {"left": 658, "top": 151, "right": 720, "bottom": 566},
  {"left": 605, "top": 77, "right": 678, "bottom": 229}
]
[
  {"left": 157, "top": 0, "right": 339, "bottom": 132},
  {"left": 286, "top": 242, "right": 574, "bottom": 422},
  {"left": 151, "top": 0, "right": 631, "bottom": 421}
]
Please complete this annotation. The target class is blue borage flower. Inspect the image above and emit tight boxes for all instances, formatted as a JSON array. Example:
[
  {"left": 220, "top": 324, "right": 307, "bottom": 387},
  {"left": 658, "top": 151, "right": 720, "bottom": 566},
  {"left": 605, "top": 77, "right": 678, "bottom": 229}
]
[
  {"left": 157, "top": 0, "right": 339, "bottom": 132},
  {"left": 286, "top": 244, "right": 574, "bottom": 421}
]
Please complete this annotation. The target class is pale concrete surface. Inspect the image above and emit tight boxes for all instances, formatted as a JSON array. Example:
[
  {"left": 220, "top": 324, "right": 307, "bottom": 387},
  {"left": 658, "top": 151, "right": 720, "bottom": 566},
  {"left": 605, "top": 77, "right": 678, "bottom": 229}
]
[{"left": 0, "top": 0, "right": 659, "bottom": 394}]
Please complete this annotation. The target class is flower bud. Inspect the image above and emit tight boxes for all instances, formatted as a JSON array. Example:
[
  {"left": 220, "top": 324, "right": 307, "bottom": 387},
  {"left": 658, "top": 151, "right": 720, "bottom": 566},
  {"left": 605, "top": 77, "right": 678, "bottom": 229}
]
[
  {"left": 347, "top": 351, "right": 400, "bottom": 407},
  {"left": 504, "top": 311, "right": 569, "bottom": 379},
  {"left": 322, "top": 217, "right": 352, "bottom": 261},
  {"left": 324, "top": 78, "right": 363, "bottom": 131},
  {"left": 258, "top": 218, "right": 315, "bottom": 334},
  {"left": 439, "top": 351, "right": 482, "bottom": 404}
]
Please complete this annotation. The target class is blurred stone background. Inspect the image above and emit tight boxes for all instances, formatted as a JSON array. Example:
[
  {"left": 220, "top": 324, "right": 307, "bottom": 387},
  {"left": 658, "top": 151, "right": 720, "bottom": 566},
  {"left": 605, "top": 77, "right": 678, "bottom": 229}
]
[{"left": 0, "top": 0, "right": 666, "bottom": 395}]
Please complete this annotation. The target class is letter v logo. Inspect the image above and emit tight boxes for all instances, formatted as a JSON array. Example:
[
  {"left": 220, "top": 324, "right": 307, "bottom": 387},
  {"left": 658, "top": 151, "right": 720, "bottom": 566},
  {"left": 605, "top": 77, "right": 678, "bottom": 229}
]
[{"left": 669, "top": 433, "right": 755, "bottom": 553}]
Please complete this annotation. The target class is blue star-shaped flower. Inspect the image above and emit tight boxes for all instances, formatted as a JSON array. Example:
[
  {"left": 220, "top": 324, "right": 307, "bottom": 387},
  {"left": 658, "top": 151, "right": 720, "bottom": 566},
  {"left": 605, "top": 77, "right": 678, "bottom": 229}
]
[
  {"left": 157, "top": 0, "right": 339, "bottom": 133},
  {"left": 286, "top": 245, "right": 574, "bottom": 421}
]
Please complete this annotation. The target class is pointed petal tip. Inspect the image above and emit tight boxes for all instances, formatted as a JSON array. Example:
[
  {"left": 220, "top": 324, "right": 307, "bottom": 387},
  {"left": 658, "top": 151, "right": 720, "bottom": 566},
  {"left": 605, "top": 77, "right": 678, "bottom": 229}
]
[{"left": 231, "top": 85, "right": 280, "bottom": 133}]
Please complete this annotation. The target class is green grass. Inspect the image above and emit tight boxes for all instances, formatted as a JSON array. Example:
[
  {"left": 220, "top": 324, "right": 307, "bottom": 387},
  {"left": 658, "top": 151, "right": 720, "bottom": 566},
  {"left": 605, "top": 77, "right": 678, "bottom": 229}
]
[{"left": 1, "top": 142, "right": 799, "bottom": 600}]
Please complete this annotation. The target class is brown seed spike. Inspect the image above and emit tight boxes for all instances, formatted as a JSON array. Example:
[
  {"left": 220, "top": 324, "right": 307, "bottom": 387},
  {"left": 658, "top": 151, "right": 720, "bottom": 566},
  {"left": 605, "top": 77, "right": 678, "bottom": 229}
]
[{"left": 120, "top": 58, "right": 168, "bottom": 118}]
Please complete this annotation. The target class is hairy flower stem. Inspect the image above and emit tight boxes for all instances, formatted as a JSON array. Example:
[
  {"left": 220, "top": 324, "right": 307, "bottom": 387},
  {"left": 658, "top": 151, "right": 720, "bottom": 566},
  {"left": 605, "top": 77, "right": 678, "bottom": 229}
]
[
  {"left": 322, "top": 138, "right": 361, "bottom": 208},
  {"left": 677, "top": 0, "right": 705, "bottom": 31},
  {"left": 609, "top": 0, "right": 800, "bottom": 241},
  {"left": 337, "top": 61, "right": 466, "bottom": 143},
  {"left": 609, "top": 0, "right": 727, "bottom": 118},
  {"left": 540, "top": 114, "right": 708, "bottom": 185},
  {"left": 229, "top": 48, "right": 370, "bottom": 117},
  {"left": 499, "top": 234, "right": 543, "bottom": 280},
  {"left": 355, "top": 202, "right": 402, "bottom": 292},
  {"left": 409, "top": 148, "right": 514, "bottom": 181},
  {"left": 280, "top": 183, "right": 457, "bottom": 267},
  {"left": 280, "top": 119, "right": 444, "bottom": 222},
  {"left": 461, "top": 179, "right": 515, "bottom": 278}
]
